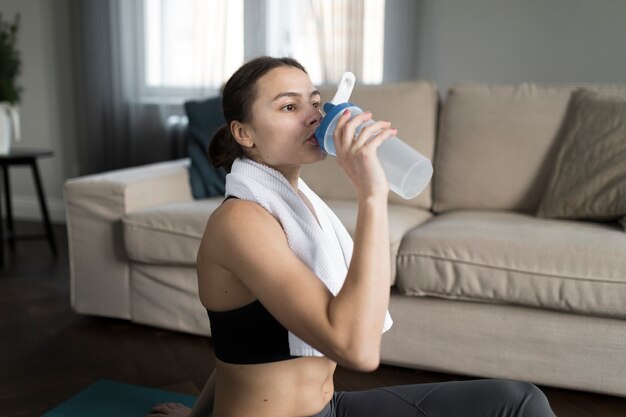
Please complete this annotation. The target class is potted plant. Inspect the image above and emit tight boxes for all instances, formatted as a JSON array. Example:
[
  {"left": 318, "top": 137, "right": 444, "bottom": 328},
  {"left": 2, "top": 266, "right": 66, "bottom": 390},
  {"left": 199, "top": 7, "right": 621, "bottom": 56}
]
[{"left": 0, "top": 13, "right": 22, "bottom": 154}]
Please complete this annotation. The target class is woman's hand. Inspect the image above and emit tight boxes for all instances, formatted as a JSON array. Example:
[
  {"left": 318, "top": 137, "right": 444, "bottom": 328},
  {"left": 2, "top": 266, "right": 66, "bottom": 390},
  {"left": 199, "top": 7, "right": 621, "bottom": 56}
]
[
  {"left": 147, "top": 402, "right": 192, "bottom": 417},
  {"left": 332, "top": 109, "right": 396, "bottom": 200}
]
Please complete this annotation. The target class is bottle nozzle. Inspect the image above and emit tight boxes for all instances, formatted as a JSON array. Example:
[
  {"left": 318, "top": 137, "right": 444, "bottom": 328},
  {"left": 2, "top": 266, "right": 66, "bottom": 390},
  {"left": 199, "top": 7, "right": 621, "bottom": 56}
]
[{"left": 329, "top": 72, "right": 356, "bottom": 105}]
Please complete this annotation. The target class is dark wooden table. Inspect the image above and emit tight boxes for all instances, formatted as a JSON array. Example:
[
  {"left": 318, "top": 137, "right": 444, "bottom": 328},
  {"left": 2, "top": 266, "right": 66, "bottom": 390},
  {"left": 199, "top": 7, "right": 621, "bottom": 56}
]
[{"left": 0, "top": 148, "right": 56, "bottom": 267}]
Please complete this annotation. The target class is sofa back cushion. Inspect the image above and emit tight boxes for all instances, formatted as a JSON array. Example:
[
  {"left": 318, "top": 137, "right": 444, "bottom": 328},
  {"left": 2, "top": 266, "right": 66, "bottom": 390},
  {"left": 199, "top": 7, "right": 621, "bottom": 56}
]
[
  {"left": 433, "top": 83, "right": 626, "bottom": 213},
  {"left": 301, "top": 81, "right": 438, "bottom": 209},
  {"left": 184, "top": 97, "right": 227, "bottom": 198}
]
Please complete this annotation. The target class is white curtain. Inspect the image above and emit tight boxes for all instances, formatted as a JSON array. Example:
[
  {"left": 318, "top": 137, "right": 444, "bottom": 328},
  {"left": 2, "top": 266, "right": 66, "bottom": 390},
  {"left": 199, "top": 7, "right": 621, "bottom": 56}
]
[
  {"left": 310, "top": 0, "right": 365, "bottom": 83},
  {"left": 266, "top": 0, "right": 384, "bottom": 85},
  {"left": 142, "top": 0, "right": 243, "bottom": 95}
]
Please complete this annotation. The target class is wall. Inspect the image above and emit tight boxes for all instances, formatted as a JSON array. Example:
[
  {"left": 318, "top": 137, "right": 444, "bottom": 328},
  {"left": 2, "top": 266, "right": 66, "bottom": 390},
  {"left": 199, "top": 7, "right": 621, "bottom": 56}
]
[
  {"left": 0, "top": 0, "right": 76, "bottom": 223},
  {"left": 411, "top": 0, "right": 626, "bottom": 93},
  {"left": 383, "top": 0, "right": 419, "bottom": 82}
]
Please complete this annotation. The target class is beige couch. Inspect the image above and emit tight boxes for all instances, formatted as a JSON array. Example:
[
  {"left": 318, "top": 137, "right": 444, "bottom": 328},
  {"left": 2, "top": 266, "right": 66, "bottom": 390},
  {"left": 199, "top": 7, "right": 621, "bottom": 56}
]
[{"left": 64, "top": 81, "right": 626, "bottom": 397}]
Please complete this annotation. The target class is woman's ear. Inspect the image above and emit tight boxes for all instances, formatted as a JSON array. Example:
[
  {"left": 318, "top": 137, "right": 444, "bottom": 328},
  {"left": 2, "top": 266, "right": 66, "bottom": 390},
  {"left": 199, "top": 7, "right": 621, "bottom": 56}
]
[{"left": 230, "top": 121, "right": 255, "bottom": 149}]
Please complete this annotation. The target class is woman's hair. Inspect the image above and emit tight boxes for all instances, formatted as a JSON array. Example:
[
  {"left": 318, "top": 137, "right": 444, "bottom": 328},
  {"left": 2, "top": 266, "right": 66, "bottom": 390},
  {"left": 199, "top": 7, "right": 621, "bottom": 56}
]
[{"left": 209, "top": 56, "right": 307, "bottom": 172}]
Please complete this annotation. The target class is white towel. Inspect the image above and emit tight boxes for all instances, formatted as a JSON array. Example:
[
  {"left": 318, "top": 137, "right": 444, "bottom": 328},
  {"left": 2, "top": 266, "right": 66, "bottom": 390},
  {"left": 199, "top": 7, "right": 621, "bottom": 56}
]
[{"left": 225, "top": 157, "right": 393, "bottom": 357}]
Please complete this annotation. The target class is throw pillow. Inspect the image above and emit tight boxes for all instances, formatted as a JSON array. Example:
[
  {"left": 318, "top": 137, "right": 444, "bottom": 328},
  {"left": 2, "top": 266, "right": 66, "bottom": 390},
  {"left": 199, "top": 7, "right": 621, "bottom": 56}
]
[
  {"left": 537, "top": 89, "right": 626, "bottom": 222},
  {"left": 184, "top": 96, "right": 227, "bottom": 198}
]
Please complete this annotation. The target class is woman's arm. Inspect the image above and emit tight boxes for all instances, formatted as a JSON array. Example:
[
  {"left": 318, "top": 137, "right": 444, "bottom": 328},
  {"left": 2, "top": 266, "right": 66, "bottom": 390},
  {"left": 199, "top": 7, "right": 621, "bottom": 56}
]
[
  {"left": 325, "top": 110, "right": 394, "bottom": 370},
  {"left": 328, "top": 195, "right": 390, "bottom": 370}
]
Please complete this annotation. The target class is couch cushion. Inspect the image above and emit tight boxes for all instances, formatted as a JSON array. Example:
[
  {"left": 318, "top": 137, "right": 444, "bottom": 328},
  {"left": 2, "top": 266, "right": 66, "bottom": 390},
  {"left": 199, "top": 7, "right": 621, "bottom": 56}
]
[
  {"left": 302, "top": 81, "right": 438, "bottom": 210},
  {"left": 396, "top": 210, "right": 626, "bottom": 318},
  {"left": 123, "top": 197, "right": 432, "bottom": 285},
  {"left": 123, "top": 198, "right": 224, "bottom": 265},
  {"left": 131, "top": 264, "right": 210, "bottom": 336},
  {"left": 326, "top": 199, "right": 432, "bottom": 285},
  {"left": 537, "top": 89, "right": 626, "bottom": 221},
  {"left": 433, "top": 83, "right": 626, "bottom": 213},
  {"left": 184, "top": 97, "right": 227, "bottom": 198}
]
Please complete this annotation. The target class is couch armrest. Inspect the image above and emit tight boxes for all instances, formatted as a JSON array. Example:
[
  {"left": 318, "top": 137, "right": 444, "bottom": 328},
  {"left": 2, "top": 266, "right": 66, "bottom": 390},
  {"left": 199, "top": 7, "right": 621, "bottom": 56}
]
[{"left": 64, "top": 158, "right": 193, "bottom": 319}]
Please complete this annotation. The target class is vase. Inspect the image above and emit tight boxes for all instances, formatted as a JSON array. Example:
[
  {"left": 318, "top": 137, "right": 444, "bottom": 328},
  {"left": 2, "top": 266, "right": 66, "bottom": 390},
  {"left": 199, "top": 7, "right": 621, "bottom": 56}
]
[{"left": 0, "top": 102, "right": 21, "bottom": 154}]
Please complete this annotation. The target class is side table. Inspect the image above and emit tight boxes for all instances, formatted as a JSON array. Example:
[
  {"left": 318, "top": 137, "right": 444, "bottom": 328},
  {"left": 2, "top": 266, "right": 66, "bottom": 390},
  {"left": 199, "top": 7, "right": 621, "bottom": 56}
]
[{"left": 0, "top": 148, "right": 57, "bottom": 267}]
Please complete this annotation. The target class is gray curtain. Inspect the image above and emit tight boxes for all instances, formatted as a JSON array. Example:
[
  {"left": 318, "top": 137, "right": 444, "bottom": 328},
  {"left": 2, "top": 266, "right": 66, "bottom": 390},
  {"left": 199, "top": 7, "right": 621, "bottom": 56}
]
[{"left": 69, "top": 0, "right": 172, "bottom": 175}]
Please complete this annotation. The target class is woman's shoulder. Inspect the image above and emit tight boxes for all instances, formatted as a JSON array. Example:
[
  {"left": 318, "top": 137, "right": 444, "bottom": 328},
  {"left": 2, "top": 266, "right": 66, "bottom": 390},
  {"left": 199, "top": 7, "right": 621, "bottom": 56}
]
[
  {"left": 203, "top": 198, "right": 284, "bottom": 246},
  {"left": 199, "top": 197, "right": 289, "bottom": 274},
  {"left": 210, "top": 197, "right": 273, "bottom": 226}
]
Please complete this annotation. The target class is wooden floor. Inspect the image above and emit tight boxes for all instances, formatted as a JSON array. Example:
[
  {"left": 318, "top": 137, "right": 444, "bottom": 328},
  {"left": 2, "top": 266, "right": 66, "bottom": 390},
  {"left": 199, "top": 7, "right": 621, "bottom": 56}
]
[{"left": 1, "top": 220, "right": 626, "bottom": 417}]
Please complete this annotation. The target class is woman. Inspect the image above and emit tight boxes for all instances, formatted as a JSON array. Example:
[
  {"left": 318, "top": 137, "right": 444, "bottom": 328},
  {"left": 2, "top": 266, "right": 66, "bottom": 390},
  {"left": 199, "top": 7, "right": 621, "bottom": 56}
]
[{"left": 149, "top": 56, "right": 557, "bottom": 417}]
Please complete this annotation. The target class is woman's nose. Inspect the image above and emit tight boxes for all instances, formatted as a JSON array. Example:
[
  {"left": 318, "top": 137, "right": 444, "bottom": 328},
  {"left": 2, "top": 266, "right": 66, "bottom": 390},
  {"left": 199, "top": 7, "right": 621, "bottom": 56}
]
[{"left": 306, "top": 106, "right": 322, "bottom": 127}]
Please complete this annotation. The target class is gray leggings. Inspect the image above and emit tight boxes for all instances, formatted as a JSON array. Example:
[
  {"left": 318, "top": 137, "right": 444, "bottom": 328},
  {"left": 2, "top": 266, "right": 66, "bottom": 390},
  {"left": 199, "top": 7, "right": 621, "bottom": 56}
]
[{"left": 309, "top": 379, "right": 556, "bottom": 417}]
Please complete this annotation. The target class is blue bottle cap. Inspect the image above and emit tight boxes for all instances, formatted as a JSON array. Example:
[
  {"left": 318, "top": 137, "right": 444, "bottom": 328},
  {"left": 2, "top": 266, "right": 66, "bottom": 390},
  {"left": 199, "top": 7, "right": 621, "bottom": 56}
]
[{"left": 315, "top": 102, "right": 357, "bottom": 155}]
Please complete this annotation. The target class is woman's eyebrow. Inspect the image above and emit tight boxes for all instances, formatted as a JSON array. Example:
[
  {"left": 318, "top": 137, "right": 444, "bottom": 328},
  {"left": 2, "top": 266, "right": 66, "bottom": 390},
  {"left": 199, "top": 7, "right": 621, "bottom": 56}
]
[{"left": 272, "top": 90, "right": 321, "bottom": 102}]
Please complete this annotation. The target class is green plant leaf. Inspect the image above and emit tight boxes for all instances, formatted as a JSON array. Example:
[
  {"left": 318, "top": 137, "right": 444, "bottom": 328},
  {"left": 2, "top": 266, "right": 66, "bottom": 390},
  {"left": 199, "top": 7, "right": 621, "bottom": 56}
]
[{"left": 0, "top": 13, "right": 22, "bottom": 104}]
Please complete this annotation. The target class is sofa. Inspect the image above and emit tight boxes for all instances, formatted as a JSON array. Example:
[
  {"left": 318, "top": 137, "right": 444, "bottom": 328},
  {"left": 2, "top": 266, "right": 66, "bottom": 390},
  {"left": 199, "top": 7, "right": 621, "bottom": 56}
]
[{"left": 64, "top": 81, "right": 626, "bottom": 397}]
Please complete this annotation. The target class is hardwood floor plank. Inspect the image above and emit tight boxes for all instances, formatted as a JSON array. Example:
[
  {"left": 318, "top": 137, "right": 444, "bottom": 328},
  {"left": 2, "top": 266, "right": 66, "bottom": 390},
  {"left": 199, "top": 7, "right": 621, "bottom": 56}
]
[
  {"left": 1, "top": 367, "right": 97, "bottom": 415},
  {"left": 159, "top": 332, "right": 215, "bottom": 390},
  {"left": 112, "top": 324, "right": 191, "bottom": 387}
]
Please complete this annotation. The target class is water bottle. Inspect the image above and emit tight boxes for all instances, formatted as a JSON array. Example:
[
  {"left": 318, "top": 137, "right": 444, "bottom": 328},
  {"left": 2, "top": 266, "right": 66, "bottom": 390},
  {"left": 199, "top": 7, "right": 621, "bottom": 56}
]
[{"left": 314, "top": 72, "right": 433, "bottom": 200}]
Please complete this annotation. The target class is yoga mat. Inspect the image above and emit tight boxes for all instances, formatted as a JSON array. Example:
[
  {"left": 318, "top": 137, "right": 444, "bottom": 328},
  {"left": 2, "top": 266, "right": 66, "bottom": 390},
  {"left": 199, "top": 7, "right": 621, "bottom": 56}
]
[{"left": 42, "top": 379, "right": 197, "bottom": 417}]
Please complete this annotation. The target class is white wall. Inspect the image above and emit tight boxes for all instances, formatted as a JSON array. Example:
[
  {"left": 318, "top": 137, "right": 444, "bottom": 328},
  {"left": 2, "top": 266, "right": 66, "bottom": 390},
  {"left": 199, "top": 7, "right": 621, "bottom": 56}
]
[
  {"left": 411, "top": 0, "right": 626, "bottom": 93},
  {"left": 0, "top": 0, "right": 76, "bottom": 223}
]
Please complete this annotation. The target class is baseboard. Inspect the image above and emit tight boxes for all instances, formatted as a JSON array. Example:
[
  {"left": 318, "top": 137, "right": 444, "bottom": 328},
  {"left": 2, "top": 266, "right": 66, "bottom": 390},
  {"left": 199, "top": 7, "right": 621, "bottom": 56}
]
[{"left": 0, "top": 194, "right": 66, "bottom": 224}]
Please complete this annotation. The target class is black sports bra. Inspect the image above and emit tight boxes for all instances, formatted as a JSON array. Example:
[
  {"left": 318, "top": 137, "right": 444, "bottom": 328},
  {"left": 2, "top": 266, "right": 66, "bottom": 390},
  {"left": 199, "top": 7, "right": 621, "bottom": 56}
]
[{"left": 207, "top": 300, "right": 299, "bottom": 364}]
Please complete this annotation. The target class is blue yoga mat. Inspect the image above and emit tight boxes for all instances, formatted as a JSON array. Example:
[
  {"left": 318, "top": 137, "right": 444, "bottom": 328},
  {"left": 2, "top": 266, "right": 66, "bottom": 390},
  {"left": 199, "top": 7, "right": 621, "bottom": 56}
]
[{"left": 42, "top": 379, "right": 197, "bottom": 417}]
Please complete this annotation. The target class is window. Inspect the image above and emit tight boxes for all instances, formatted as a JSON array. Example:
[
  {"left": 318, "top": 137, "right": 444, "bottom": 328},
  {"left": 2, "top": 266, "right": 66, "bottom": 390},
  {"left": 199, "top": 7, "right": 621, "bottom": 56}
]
[
  {"left": 144, "top": 0, "right": 244, "bottom": 94},
  {"left": 140, "top": 0, "right": 384, "bottom": 98},
  {"left": 266, "top": 0, "right": 385, "bottom": 85}
]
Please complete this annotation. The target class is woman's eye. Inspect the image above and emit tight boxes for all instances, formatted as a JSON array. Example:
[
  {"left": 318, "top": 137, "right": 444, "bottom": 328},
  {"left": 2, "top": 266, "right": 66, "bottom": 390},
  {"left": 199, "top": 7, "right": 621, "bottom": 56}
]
[
  {"left": 282, "top": 104, "right": 297, "bottom": 112},
  {"left": 313, "top": 102, "right": 321, "bottom": 108}
]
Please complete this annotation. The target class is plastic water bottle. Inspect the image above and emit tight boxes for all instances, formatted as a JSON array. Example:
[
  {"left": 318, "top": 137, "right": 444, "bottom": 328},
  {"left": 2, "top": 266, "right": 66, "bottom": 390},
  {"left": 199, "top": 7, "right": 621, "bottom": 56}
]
[{"left": 315, "top": 72, "right": 433, "bottom": 200}]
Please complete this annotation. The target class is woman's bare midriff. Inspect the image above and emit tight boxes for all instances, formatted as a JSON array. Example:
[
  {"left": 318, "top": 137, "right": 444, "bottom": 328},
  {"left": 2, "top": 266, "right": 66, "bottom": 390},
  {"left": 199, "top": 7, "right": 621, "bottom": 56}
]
[{"left": 213, "top": 356, "right": 336, "bottom": 417}]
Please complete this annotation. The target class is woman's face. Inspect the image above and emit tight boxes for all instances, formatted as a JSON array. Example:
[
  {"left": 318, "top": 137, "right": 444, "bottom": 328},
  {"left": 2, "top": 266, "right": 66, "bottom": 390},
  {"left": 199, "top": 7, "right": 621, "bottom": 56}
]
[{"left": 242, "top": 66, "right": 326, "bottom": 170}]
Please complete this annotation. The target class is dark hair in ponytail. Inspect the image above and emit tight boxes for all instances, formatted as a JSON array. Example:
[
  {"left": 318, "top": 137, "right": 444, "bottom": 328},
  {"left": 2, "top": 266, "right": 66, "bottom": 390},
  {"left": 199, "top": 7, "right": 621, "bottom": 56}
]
[
  {"left": 209, "top": 56, "right": 307, "bottom": 172},
  {"left": 208, "top": 125, "right": 244, "bottom": 172}
]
